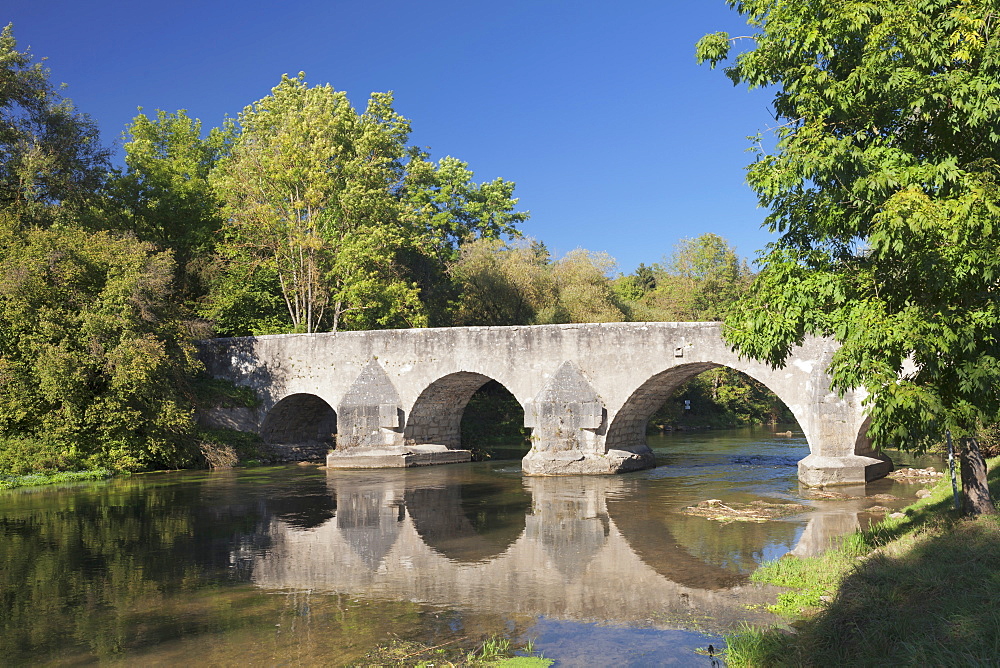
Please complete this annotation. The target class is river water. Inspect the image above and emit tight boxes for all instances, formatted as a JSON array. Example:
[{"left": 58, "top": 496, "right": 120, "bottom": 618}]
[{"left": 0, "top": 427, "right": 934, "bottom": 666}]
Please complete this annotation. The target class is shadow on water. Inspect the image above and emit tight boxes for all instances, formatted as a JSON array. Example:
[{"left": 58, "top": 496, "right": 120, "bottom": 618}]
[{"left": 0, "top": 427, "right": 940, "bottom": 665}]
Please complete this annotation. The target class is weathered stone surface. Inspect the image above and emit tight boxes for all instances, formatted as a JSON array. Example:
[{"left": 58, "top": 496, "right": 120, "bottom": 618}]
[
  {"left": 197, "top": 322, "right": 887, "bottom": 484},
  {"left": 336, "top": 359, "right": 404, "bottom": 450},
  {"left": 197, "top": 406, "right": 259, "bottom": 432},
  {"left": 404, "top": 371, "right": 492, "bottom": 449},
  {"left": 520, "top": 361, "right": 653, "bottom": 475},
  {"left": 325, "top": 444, "right": 472, "bottom": 468},
  {"left": 797, "top": 453, "right": 893, "bottom": 487},
  {"left": 261, "top": 393, "right": 336, "bottom": 446}
]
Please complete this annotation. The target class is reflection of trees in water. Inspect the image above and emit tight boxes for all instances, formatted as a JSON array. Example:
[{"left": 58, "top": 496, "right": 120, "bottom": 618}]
[
  {"left": 0, "top": 473, "right": 273, "bottom": 663},
  {"left": 267, "top": 473, "right": 337, "bottom": 529},
  {"left": 0, "top": 465, "right": 869, "bottom": 664}
]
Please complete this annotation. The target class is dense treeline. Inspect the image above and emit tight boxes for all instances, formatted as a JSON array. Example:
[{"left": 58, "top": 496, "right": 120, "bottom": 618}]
[{"left": 0, "top": 24, "right": 782, "bottom": 475}]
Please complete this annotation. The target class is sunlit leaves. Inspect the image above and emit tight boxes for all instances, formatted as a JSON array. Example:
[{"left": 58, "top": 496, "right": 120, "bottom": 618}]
[
  {"left": 0, "top": 24, "right": 110, "bottom": 226},
  {"left": 210, "top": 74, "right": 419, "bottom": 333},
  {"left": 704, "top": 0, "right": 1000, "bottom": 449},
  {"left": 207, "top": 74, "right": 526, "bottom": 334},
  {"left": 0, "top": 217, "right": 202, "bottom": 471},
  {"left": 102, "top": 109, "right": 234, "bottom": 301}
]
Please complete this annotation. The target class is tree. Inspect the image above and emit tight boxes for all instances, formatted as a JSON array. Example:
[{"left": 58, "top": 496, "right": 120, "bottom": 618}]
[
  {"left": 450, "top": 241, "right": 629, "bottom": 325},
  {"left": 449, "top": 237, "right": 557, "bottom": 326},
  {"left": 103, "top": 109, "right": 234, "bottom": 301},
  {"left": 208, "top": 74, "right": 527, "bottom": 335},
  {"left": 549, "top": 248, "right": 627, "bottom": 323},
  {"left": 0, "top": 24, "right": 110, "bottom": 226},
  {"left": 399, "top": 155, "right": 528, "bottom": 324},
  {"left": 209, "top": 74, "right": 423, "bottom": 333},
  {"left": 613, "top": 234, "right": 750, "bottom": 322},
  {"left": 0, "top": 214, "right": 203, "bottom": 473},
  {"left": 664, "top": 233, "right": 751, "bottom": 320},
  {"left": 698, "top": 1, "right": 1000, "bottom": 513}
]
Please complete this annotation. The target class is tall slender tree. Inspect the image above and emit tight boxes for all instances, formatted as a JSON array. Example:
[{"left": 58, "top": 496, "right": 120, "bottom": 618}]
[
  {"left": 208, "top": 74, "right": 527, "bottom": 335},
  {"left": 210, "top": 74, "right": 422, "bottom": 333}
]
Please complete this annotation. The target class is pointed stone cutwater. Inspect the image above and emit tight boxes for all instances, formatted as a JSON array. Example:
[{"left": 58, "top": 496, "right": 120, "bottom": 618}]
[
  {"left": 522, "top": 360, "right": 655, "bottom": 475},
  {"left": 328, "top": 359, "right": 470, "bottom": 469}
]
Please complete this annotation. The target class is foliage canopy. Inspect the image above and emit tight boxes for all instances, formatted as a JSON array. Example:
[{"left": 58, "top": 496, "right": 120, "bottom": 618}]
[
  {"left": 0, "top": 216, "right": 203, "bottom": 472},
  {"left": 0, "top": 23, "right": 110, "bottom": 226},
  {"left": 698, "top": 0, "right": 1000, "bottom": 451},
  {"left": 207, "top": 74, "right": 527, "bottom": 335}
]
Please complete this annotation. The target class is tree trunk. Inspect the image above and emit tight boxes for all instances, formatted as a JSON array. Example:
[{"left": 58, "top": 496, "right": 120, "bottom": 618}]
[{"left": 960, "top": 437, "right": 997, "bottom": 516}]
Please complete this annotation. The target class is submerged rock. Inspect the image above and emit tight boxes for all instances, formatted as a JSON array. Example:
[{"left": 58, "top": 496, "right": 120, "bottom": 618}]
[
  {"left": 888, "top": 467, "right": 944, "bottom": 483},
  {"left": 683, "top": 499, "right": 808, "bottom": 523}
]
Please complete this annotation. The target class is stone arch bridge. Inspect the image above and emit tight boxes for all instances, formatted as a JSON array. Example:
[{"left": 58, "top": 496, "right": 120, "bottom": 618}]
[{"left": 197, "top": 322, "right": 892, "bottom": 486}]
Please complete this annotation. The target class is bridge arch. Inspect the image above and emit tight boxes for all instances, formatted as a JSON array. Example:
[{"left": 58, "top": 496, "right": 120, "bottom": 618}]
[
  {"left": 605, "top": 362, "right": 807, "bottom": 453},
  {"left": 260, "top": 393, "right": 337, "bottom": 446},
  {"left": 404, "top": 371, "right": 525, "bottom": 450}
]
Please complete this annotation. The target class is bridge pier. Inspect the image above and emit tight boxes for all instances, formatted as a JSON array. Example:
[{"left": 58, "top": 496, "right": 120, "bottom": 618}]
[
  {"left": 326, "top": 359, "right": 472, "bottom": 468},
  {"left": 797, "top": 454, "right": 893, "bottom": 486},
  {"left": 520, "top": 361, "right": 656, "bottom": 475}
]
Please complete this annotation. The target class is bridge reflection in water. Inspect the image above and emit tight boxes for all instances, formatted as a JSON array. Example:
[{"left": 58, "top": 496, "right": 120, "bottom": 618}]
[{"left": 252, "top": 467, "right": 863, "bottom": 631}]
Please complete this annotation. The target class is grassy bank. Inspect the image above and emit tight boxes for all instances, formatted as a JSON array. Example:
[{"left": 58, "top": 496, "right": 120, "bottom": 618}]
[
  {"left": 0, "top": 468, "right": 114, "bottom": 490},
  {"left": 725, "top": 459, "right": 1000, "bottom": 666}
]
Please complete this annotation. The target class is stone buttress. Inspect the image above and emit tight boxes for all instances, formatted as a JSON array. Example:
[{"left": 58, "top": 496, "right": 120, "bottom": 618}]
[{"left": 327, "top": 359, "right": 471, "bottom": 468}]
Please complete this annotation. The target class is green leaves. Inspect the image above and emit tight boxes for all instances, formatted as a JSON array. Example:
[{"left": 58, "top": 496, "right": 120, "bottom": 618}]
[
  {"left": 0, "top": 24, "right": 110, "bottom": 227},
  {"left": 206, "top": 74, "right": 527, "bottom": 335},
  {"left": 0, "top": 219, "right": 202, "bottom": 471},
  {"left": 706, "top": 0, "right": 1000, "bottom": 449}
]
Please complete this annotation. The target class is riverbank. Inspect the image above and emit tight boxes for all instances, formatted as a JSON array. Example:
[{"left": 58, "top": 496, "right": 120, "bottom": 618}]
[
  {"left": 724, "top": 458, "right": 1000, "bottom": 666},
  {"left": 0, "top": 468, "right": 114, "bottom": 490}
]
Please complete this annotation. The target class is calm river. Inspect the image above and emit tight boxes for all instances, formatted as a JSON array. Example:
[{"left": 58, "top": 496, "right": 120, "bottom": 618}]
[{"left": 0, "top": 428, "right": 932, "bottom": 666}]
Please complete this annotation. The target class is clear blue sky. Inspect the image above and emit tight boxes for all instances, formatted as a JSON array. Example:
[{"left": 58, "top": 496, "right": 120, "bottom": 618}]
[{"left": 8, "top": 1, "right": 777, "bottom": 273}]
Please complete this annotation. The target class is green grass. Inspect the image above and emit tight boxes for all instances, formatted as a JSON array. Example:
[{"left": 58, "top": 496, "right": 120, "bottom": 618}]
[
  {"left": 0, "top": 468, "right": 114, "bottom": 490},
  {"left": 723, "top": 458, "right": 1000, "bottom": 667}
]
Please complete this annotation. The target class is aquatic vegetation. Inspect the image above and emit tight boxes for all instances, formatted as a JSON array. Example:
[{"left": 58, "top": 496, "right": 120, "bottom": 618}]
[
  {"left": 351, "top": 634, "right": 552, "bottom": 667},
  {"left": 0, "top": 468, "right": 114, "bottom": 490}
]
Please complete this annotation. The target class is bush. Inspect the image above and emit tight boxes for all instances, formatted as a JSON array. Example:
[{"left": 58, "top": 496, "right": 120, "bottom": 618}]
[
  {"left": 0, "top": 218, "right": 204, "bottom": 473},
  {"left": 195, "top": 427, "right": 266, "bottom": 468},
  {"left": 0, "top": 436, "right": 81, "bottom": 475}
]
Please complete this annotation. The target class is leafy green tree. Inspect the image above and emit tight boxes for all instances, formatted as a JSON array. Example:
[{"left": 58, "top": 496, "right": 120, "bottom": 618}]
[
  {"left": 0, "top": 24, "right": 110, "bottom": 226},
  {"left": 399, "top": 155, "right": 528, "bottom": 324},
  {"left": 449, "top": 237, "right": 557, "bottom": 326},
  {"left": 664, "top": 233, "right": 751, "bottom": 320},
  {"left": 698, "top": 0, "right": 999, "bottom": 511},
  {"left": 209, "top": 74, "right": 419, "bottom": 333},
  {"left": 207, "top": 74, "right": 526, "bottom": 335},
  {"left": 0, "top": 214, "right": 202, "bottom": 472},
  {"left": 103, "top": 109, "right": 234, "bottom": 300},
  {"left": 450, "top": 241, "right": 628, "bottom": 325},
  {"left": 402, "top": 154, "right": 527, "bottom": 260},
  {"left": 613, "top": 234, "right": 750, "bottom": 322},
  {"left": 549, "top": 248, "right": 627, "bottom": 323}
]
